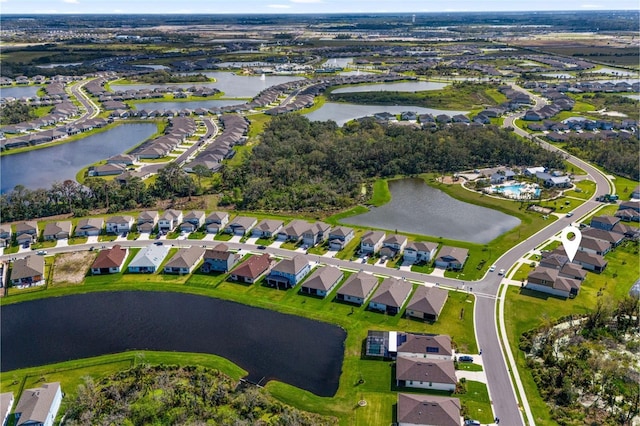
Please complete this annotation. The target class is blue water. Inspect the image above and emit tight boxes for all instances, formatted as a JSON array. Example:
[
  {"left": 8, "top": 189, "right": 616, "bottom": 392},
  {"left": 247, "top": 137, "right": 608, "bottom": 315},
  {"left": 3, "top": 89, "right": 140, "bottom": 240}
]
[{"left": 495, "top": 184, "right": 541, "bottom": 198}]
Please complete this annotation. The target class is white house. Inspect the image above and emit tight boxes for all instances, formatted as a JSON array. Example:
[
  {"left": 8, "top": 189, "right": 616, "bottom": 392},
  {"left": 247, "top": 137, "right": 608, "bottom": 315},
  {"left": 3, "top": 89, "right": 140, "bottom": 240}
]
[
  {"left": 158, "top": 209, "right": 183, "bottom": 232},
  {"left": 128, "top": 244, "right": 170, "bottom": 273},
  {"left": 403, "top": 241, "right": 438, "bottom": 264},
  {"left": 205, "top": 211, "right": 229, "bottom": 234},
  {"left": 360, "top": 230, "right": 386, "bottom": 254},
  {"left": 13, "top": 382, "right": 62, "bottom": 426},
  {"left": 105, "top": 215, "right": 134, "bottom": 234},
  {"left": 396, "top": 356, "right": 457, "bottom": 391}
]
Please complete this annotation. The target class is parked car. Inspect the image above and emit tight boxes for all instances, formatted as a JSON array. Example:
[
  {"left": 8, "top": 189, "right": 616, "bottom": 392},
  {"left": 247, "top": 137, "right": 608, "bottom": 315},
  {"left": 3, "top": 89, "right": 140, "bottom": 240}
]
[
  {"left": 464, "top": 420, "right": 481, "bottom": 426},
  {"left": 458, "top": 355, "right": 474, "bottom": 362},
  {"left": 22, "top": 242, "right": 30, "bottom": 249}
]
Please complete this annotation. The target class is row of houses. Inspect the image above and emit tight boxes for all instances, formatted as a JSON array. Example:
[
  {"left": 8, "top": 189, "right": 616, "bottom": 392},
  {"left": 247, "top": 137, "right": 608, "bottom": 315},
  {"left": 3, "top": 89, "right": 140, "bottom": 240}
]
[
  {"left": 523, "top": 80, "right": 640, "bottom": 94},
  {"left": 525, "top": 214, "right": 638, "bottom": 298},
  {"left": 128, "top": 116, "right": 196, "bottom": 159}
]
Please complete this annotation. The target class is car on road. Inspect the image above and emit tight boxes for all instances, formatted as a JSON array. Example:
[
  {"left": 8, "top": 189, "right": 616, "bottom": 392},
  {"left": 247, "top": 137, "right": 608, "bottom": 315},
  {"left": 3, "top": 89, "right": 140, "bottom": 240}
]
[
  {"left": 36, "top": 250, "right": 47, "bottom": 255},
  {"left": 458, "top": 355, "right": 474, "bottom": 363},
  {"left": 464, "top": 420, "right": 481, "bottom": 426},
  {"left": 489, "top": 265, "right": 496, "bottom": 272},
  {"left": 257, "top": 245, "right": 266, "bottom": 250},
  {"left": 154, "top": 241, "right": 163, "bottom": 246},
  {"left": 498, "top": 269, "right": 505, "bottom": 275},
  {"left": 566, "top": 212, "right": 574, "bottom": 218}
]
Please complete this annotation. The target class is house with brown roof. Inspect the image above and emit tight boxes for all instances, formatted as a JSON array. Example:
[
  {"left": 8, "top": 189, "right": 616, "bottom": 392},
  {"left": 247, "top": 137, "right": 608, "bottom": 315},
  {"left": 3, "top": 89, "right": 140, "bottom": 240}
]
[
  {"left": 0, "top": 224, "right": 12, "bottom": 248},
  {"left": 137, "top": 211, "right": 159, "bottom": 233},
  {"left": 229, "top": 254, "right": 272, "bottom": 284},
  {"left": 335, "top": 271, "right": 379, "bottom": 306},
  {"left": 405, "top": 286, "right": 449, "bottom": 321},
  {"left": 368, "top": 277, "right": 413, "bottom": 315},
  {"left": 10, "top": 255, "right": 45, "bottom": 286},
  {"left": 526, "top": 266, "right": 582, "bottom": 298},
  {"left": 180, "top": 210, "right": 206, "bottom": 232},
  {"left": 360, "top": 230, "right": 386, "bottom": 255},
  {"left": 201, "top": 243, "right": 239, "bottom": 273},
  {"left": 434, "top": 246, "right": 468, "bottom": 270},
  {"left": 397, "top": 393, "right": 462, "bottom": 426},
  {"left": 590, "top": 215, "right": 620, "bottom": 232},
  {"left": 251, "top": 219, "right": 284, "bottom": 238},
  {"left": 42, "top": 221, "right": 72, "bottom": 240},
  {"left": 15, "top": 221, "right": 39, "bottom": 244},
  {"left": 205, "top": 211, "right": 230, "bottom": 233},
  {"left": 74, "top": 218, "right": 103, "bottom": 237},
  {"left": 266, "top": 254, "right": 311, "bottom": 289},
  {"left": 91, "top": 245, "right": 128, "bottom": 274},
  {"left": 105, "top": 215, "right": 134, "bottom": 234},
  {"left": 13, "top": 382, "right": 62, "bottom": 426},
  {"left": 224, "top": 216, "right": 257, "bottom": 236},
  {"left": 300, "top": 266, "right": 343, "bottom": 297},
  {"left": 578, "top": 236, "right": 611, "bottom": 256},
  {"left": 397, "top": 334, "right": 453, "bottom": 360},
  {"left": 581, "top": 227, "right": 625, "bottom": 247},
  {"left": 164, "top": 246, "right": 206, "bottom": 274},
  {"left": 396, "top": 356, "right": 457, "bottom": 391},
  {"left": 403, "top": 241, "right": 438, "bottom": 264}
]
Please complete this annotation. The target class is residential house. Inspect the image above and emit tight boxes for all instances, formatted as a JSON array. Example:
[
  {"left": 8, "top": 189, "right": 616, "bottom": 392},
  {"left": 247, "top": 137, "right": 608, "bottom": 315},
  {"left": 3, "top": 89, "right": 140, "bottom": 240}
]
[
  {"left": 631, "top": 185, "right": 640, "bottom": 199},
  {"left": 300, "top": 266, "right": 343, "bottom": 297},
  {"left": 581, "top": 227, "right": 625, "bottom": 248},
  {"left": 229, "top": 254, "right": 271, "bottom": 284},
  {"left": 10, "top": 255, "right": 45, "bottom": 286},
  {"left": 251, "top": 219, "right": 284, "bottom": 238},
  {"left": 396, "top": 356, "right": 457, "bottom": 391},
  {"left": 158, "top": 210, "right": 183, "bottom": 233},
  {"left": 205, "top": 211, "right": 229, "bottom": 234},
  {"left": 327, "top": 226, "right": 355, "bottom": 251},
  {"left": 615, "top": 208, "right": 640, "bottom": 222},
  {"left": 0, "top": 392, "right": 13, "bottom": 426},
  {"left": 277, "top": 219, "right": 308, "bottom": 242},
  {"left": 397, "top": 334, "right": 453, "bottom": 361},
  {"left": 105, "top": 215, "right": 134, "bottom": 234},
  {"left": 397, "top": 393, "right": 462, "bottom": 426},
  {"left": 266, "top": 255, "right": 311, "bottom": 289},
  {"left": 590, "top": 215, "right": 620, "bottom": 232},
  {"left": 360, "top": 230, "right": 386, "bottom": 255},
  {"left": 336, "top": 271, "right": 379, "bottom": 306},
  {"left": 74, "top": 218, "right": 103, "bottom": 236},
  {"left": 180, "top": 210, "right": 206, "bottom": 232},
  {"left": 301, "top": 222, "right": 331, "bottom": 247},
  {"left": 403, "top": 242, "right": 438, "bottom": 264},
  {"left": 0, "top": 224, "right": 12, "bottom": 248},
  {"left": 579, "top": 236, "right": 611, "bottom": 256},
  {"left": 13, "top": 382, "right": 62, "bottom": 426},
  {"left": 526, "top": 266, "right": 581, "bottom": 298},
  {"left": 90, "top": 245, "right": 128, "bottom": 274},
  {"left": 618, "top": 201, "right": 640, "bottom": 213},
  {"left": 224, "top": 216, "right": 257, "bottom": 236},
  {"left": 136, "top": 211, "right": 159, "bottom": 233},
  {"left": 368, "top": 277, "right": 413, "bottom": 315},
  {"left": 434, "top": 246, "right": 468, "bottom": 270},
  {"left": 573, "top": 250, "right": 608, "bottom": 273},
  {"left": 42, "top": 221, "right": 72, "bottom": 240},
  {"left": 405, "top": 286, "right": 449, "bottom": 321},
  {"left": 128, "top": 244, "right": 170, "bottom": 273},
  {"left": 381, "top": 234, "right": 408, "bottom": 258},
  {"left": 164, "top": 246, "right": 205, "bottom": 274},
  {"left": 201, "top": 243, "right": 239, "bottom": 273},
  {"left": 15, "top": 221, "right": 38, "bottom": 244}
]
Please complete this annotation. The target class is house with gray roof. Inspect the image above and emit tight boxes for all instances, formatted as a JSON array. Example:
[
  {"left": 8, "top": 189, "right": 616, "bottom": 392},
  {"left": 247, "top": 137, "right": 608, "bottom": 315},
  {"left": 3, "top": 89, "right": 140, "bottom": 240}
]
[
  {"left": 128, "top": 244, "right": 170, "bottom": 273},
  {"left": 405, "top": 286, "right": 449, "bottom": 321},
  {"left": 0, "top": 224, "right": 12, "bottom": 248},
  {"left": 360, "top": 230, "right": 386, "bottom": 255},
  {"left": 302, "top": 222, "right": 331, "bottom": 247},
  {"left": 396, "top": 356, "right": 457, "bottom": 391},
  {"left": 164, "top": 246, "right": 205, "bottom": 274},
  {"left": 10, "top": 255, "right": 45, "bottom": 286},
  {"left": 397, "top": 334, "right": 453, "bottom": 361},
  {"left": 328, "top": 226, "right": 355, "bottom": 251},
  {"left": 526, "top": 265, "right": 582, "bottom": 298},
  {"left": 137, "top": 211, "right": 159, "bottom": 233},
  {"left": 397, "top": 393, "right": 462, "bottom": 426},
  {"left": 0, "top": 392, "right": 13, "bottom": 426},
  {"left": 590, "top": 215, "right": 620, "bottom": 232},
  {"left": 158, "top": 209, "right": 183, "bottom": 232},
  {"left": 266, "top": 254, "right": 311, "bottom": 289},
  {"left": 403, "top": 241, "right": 438, "bottom": 264},
  {"left": 74, "top": 218, "right": 103, "bottom": 236},
  {"left": 201, "top": 243, "right": 239, "bottom": 273},
  {"left": 15, "top": 221, "right": 39, "bottom": 244},
  {"left": 578, "top": 236, "right": 611, "bottom": 256},
  {"left": 381, "top": 234, "right": 408, "bottom": 258},
  {"left": 368, "top": 277, "right": 413, "bottom": 315},
  {"left": 252, "top": 219, "right": 284, "bottom": 238},
  {"left": 205, "top": 211, "right": 229, "bottom": 233},
  {"left": 435, "top": 246, "right": 468, "bottom": 271},
  {"left": 336, "top": 271, "right": 379, "bottom": 306},
  {"left": 105, "top": 215, "right": 134, "bottom": 234},
  {"left": 13, "top": 382, "right": 62, "bottom": 426},
  {"left": 43, "top": 221, "right": 72, "bottom": 240},
  {"left": 224, "top": 216, "right": 257, "bottom": 236},
  {"left": 300, "top": 266, "right": 343, "bottom": 298},
  {"left": 276, "top": 219, "right": 309, "bottom": 242},
  {"left": 180, "top": 210, "right": 206, "bottom": 232}
]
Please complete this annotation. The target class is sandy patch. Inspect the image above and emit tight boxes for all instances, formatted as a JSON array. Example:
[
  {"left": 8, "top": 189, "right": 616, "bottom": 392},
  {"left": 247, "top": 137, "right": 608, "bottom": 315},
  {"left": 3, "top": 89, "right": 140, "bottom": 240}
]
[{"left": 52, "top": 251, "right": 97, "bottom": 285}]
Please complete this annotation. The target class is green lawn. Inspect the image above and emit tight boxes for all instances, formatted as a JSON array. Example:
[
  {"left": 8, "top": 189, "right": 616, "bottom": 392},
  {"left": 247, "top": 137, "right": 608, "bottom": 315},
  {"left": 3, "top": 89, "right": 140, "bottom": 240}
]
[{"left": 564, "top": 179, "right": 596, "bottom": 200}]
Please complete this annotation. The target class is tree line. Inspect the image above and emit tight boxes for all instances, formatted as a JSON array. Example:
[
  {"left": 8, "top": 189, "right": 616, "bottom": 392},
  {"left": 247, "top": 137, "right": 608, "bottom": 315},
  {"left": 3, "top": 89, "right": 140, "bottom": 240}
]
[
  {"left": 564, "top": 134, "right": 639, "bottom": 180},
  {"left": 0, "top": 102, "right": 39, "bottom": 125},
  {"left": 219, "top": 115, "right": 565, "bottom": 211}
]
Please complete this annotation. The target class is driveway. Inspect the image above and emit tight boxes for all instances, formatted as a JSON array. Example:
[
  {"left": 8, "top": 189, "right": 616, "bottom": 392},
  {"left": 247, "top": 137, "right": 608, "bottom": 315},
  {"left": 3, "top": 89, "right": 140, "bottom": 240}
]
[
  {"left": 56, "top": 239, "right": 69, "bottom": 248},
  {"left": 87, "top": 236, "right": 99, "bottom": 244},
  {"left": 202, "top": 234, "right": 216, "bottom": 241},
  {"left": 138, "top": 233, "right": 150, "bottom": 241}
]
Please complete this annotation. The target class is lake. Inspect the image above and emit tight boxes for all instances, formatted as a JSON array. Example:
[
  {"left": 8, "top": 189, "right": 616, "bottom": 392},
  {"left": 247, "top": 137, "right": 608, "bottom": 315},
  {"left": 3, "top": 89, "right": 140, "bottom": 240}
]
[
  {"left": 587, "top": 67, "right": 638, "bottom": 77},
  {"left": 132, "top": 99, "right": 241, "bottom": 111},
  {"left": 0, "top": 123, "right": 157, "bottom": 193},
  {"left": 342, "top": 178, "right": 520, "bottom": 243},
  {"left": 0, "top": 86, "right": 41, "bottom": 99},
  {"left": 331, "top": 81, "right": 447, "bottom": 93},
  {"left": 0, "top": 291, "right": 346, "bottom": 397},
  {"left": 304, "top": 102, "right": 469, "bottom": 126}
]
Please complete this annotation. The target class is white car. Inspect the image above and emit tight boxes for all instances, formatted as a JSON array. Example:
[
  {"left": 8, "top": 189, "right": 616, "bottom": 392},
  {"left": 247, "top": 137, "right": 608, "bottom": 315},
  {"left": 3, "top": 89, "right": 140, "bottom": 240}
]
[
  {"left": 498, "top": 269, "right": 506, "bottom": 275},
  {"left": 489, "top": 265, "right": 496, "bottom": 272}
]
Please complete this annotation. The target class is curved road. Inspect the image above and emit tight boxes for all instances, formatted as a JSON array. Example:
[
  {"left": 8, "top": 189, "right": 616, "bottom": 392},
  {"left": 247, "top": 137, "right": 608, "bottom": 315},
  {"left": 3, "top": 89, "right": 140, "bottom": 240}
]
[{"left": 0, "top": 85, "right": 614, "bottom": 426}]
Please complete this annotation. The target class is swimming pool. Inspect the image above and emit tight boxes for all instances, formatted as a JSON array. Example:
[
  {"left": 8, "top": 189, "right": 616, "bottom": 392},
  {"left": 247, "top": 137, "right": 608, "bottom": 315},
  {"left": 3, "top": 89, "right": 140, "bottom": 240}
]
[{"left": 491, "top": 183, "right": 541, "bottom": 199}]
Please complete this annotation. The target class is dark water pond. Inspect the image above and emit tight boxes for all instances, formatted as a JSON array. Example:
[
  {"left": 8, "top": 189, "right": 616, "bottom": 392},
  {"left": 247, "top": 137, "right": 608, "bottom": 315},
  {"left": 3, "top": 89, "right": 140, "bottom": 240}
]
[
  {"left": 0, "top": 291, "right": 346, "bottom": 397},
  {"left": 343, "top": 178, "right": 520, "bottom": 243}
]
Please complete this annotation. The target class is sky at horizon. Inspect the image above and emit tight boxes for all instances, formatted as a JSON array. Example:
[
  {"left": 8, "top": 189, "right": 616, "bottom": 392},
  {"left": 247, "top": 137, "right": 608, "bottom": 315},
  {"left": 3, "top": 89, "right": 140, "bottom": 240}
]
[{"left": 2, "top": 0, "right": 639, "bottom": 14}]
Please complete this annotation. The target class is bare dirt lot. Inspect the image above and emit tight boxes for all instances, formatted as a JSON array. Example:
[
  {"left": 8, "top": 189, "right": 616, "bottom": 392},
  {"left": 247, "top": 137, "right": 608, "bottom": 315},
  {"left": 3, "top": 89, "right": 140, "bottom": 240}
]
[{"left": 51, "top": 251, "right": 96, "bottom": 285}]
